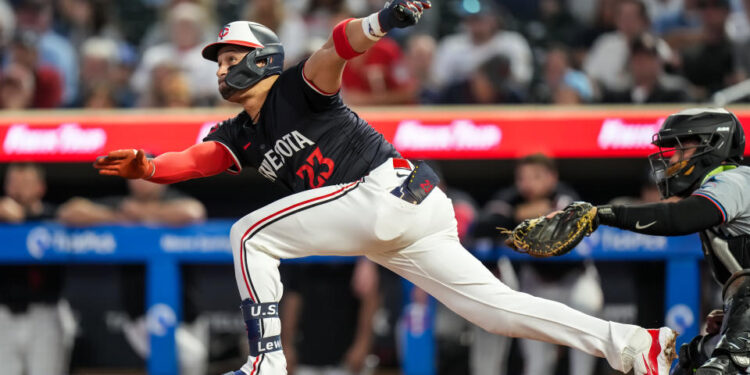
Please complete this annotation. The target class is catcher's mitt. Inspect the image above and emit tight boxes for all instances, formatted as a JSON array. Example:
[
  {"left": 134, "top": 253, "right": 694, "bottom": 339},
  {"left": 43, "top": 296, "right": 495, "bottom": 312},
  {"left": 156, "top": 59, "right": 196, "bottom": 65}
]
[{"left": 500, "top": 202, "right": 599, "bottom": 257}]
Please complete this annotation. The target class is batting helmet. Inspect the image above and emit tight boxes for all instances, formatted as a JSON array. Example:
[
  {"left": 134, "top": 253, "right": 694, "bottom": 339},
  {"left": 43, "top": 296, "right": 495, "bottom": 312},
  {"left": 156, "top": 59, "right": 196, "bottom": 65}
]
[
  {"left": 649, "top": 108, "right": 746, "bottom": 198},
  {"left": 202, "top": 21, "right": 285, "bottom": 91}
]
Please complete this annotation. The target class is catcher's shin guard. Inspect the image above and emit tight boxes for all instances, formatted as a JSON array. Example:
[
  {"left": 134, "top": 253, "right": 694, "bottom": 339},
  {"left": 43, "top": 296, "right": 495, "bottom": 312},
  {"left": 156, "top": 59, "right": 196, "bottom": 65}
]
[
  {"left": 241, "top": 299, "right": 282, "bottom": 357},
  {"left": 697, "top": 270, "right": 750, "bottom": 374}
]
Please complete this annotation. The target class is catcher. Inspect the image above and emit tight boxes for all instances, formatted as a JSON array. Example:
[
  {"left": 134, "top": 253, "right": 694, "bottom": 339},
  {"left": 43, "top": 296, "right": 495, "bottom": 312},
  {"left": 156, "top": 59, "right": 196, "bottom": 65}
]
[{"left": 509, "top": 108, "right": 747, "bottom": 374}]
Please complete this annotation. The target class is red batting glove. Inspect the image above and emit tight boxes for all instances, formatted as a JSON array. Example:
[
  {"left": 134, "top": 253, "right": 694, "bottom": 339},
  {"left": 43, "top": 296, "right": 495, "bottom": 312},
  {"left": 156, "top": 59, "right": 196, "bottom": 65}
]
[{"left": 94, "top": 149, "right": 155, "bottom": 179}]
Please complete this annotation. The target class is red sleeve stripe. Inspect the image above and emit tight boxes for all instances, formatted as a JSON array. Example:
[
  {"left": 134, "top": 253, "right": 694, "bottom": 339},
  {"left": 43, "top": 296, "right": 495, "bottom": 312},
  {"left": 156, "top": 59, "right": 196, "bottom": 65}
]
[
  {"left": 693, "top": 193, "right": 727, "bottom": 223},
  {"left": 301, "top": 62, "right": 338, "bottom": 96},
  {"left": 212, "top": 141, "right": 243, "bottom": 175}
]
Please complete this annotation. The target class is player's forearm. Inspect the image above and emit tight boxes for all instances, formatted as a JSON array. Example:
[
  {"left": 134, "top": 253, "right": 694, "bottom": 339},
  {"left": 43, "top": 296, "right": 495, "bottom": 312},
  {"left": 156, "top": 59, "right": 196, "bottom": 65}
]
[
  {"left": 597, "top": 195, "right": 723, "bottom": 235},
  {"left": 352, "top": 289, "right": 378, "bottom": 350},
  {"left": 147, "top": 142, "right": 234, "bottom": 184},
  {"left": 143, "top": 200, "right": 206, "bottom": 225},
  {"left": 280, "top": 292, "right": 302, "bottom": 344}
]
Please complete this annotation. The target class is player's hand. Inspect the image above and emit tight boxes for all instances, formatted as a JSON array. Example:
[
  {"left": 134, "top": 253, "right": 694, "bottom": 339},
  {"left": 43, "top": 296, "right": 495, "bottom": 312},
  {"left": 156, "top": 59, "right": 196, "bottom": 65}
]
[
  {"left": 94, "top": 149, "right": 154, "bottom": 179},
  {"left": 378, "top": 0, "right": 431, "bottom": 32},
  {"left": 283, "top": 346, "right": 298, "bottom": 374},
  {"left": 344, "top": 341, "right": 369, "bottom": 373},
  {"left": 0, "top": 197, "right": 25, "bottom": 223},
  {"left": 706, "top": 309, "right": 724, "bottom": 335}
]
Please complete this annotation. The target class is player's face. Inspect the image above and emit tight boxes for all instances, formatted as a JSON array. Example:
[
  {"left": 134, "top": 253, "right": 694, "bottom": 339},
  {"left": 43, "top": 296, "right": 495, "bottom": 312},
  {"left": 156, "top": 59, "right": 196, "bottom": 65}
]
[
  {"left": 216, "top": 45, "right": 252, "bottom": 100},
  {"left": 515, "top": 164, "right": 557, "bottom": 201},
  {"left": 4, "top": 167, "right": 45, "bottom": 207},
  {"left": 667, "top": 139, "right": 701, "bottom": 166}
]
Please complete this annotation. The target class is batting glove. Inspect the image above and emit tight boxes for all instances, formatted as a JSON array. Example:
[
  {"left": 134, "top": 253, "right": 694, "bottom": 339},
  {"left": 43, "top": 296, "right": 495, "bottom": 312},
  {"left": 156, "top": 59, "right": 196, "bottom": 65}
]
[
  {"left": 378, "top": 0, "right": 431, "bottom": 32},
  {"left": 94, "top": 149, "right": 155, "bottom": 179}
]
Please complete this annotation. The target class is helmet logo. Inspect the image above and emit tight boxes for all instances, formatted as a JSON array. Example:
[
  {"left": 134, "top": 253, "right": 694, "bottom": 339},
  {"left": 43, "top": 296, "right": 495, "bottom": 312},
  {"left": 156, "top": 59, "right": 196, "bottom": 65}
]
[{"left": 219, "top": 27, "right": 230, "bottom": 39}]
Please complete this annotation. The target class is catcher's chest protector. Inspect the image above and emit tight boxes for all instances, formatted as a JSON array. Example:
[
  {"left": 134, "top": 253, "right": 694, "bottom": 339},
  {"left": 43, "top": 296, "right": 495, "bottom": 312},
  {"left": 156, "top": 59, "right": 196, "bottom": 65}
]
[{"left": 701, "top": 230, "right": 750, "bottom": 285}]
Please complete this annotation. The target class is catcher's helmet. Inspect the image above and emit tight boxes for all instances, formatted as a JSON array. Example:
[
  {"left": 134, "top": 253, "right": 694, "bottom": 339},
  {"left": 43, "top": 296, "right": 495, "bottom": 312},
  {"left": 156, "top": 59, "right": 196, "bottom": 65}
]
[
  {"left": 649, "top": 108, "right": 745, "bottom": 198},
  {"left": 202, "top": 21, "right": 284, "bottom": 91}
]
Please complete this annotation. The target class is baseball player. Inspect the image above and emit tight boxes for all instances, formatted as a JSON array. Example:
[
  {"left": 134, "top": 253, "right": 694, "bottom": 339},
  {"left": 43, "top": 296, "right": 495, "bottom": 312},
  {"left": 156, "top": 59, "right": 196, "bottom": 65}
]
[
  {"left": 93, "top": 2, "right": 676, "bottom": 374},
  {"left": 579, "top": 108, "right": 748, "bottom": 374}
]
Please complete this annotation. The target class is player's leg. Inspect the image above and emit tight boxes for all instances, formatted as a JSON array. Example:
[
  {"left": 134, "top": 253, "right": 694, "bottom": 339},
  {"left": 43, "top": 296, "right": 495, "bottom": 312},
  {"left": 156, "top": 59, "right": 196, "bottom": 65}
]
[
  {"left": 568, "top": 264, "right": 604, "bottom": 375},
  {"left": 519, "top": 265, "right": 565, "bottom": 375},
  {"left": 0, "top": 304, "right": 23, "bottom": 375},
  {"left": 367, "top": 233, "right": 647, "bottom": 373},
  {"left": 366, "top": 187, "right": 667, "bottom": 374},
  {"left": 26, "top": 303, "right": 66, "bottom": 374},
  {"left": 225, "top": 169, "right": 414, "bottom": 374},
  {"left": 470, "top": 325, "right": 511, "bottom": 375},
  {"left": 697, "top": 270, "right": 750, "bottom": 374}
]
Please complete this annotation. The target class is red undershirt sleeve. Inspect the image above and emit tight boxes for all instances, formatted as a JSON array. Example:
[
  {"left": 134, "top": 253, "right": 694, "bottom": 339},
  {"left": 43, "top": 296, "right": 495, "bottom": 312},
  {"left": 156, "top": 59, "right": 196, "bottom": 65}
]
[{"left": 146, "top": 141, "right": 236, "bottom": 184}]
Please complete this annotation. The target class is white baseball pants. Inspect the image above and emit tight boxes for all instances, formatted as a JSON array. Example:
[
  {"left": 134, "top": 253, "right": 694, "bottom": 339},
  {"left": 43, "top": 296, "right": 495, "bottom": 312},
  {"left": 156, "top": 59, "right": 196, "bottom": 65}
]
[{"left": 230, "top": 158, "right": 645, "bottom": 375}]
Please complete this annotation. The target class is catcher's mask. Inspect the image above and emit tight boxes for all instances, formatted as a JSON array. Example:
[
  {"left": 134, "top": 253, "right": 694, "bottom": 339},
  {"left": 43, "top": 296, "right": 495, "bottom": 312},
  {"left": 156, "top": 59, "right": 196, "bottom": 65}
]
[
  {"left": 202, "top": 21, "right": 285, "bottom": 93},
  {"left": 648, "top": 108, "right": 745, "bottom": 199}
]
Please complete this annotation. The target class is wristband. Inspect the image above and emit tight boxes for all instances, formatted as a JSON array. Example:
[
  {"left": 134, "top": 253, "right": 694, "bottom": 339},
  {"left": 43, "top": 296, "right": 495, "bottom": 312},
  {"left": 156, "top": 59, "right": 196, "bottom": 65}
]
[
  {"left": 362, "top": 13, "right": 385, "bottom": 41},
  {"left": 144, "top": 160, "right": 156, "bottom": 180},
  {"left": 333, "top": 18, "right": 363, "bottom": 60}
]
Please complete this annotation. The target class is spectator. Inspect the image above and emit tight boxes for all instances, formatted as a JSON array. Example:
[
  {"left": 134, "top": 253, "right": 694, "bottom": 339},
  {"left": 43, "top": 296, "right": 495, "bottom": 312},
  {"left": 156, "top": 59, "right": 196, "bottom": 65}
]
[
  {"left": 0, "top": 63, "right": 36, "bottom": 109},
  {"left": 82, "top": 82, "right": 118, "bottom": 108},
  {"left": 584, "top": 0, "right": 671, "bottom": 91},
  {"left": 56, "top": 178, "right": 207, "bottom": 375},
  {"left": 653, "top": 0, "right": 703, "bottom": 46},
  {"left": 341, "top": 36, "right": 416, "bottom": 106},
  {"left": 139, "top": 61, "right": 193, "bottom": 107},
  {"left": 680, "top": 0, "right": 737, "bottom": 97},
  {"left": 532, "top": 46, "right": 594, "bottom": 104},
  {"left": 14, "top": 0, "right": 79, "bottom": 106},
  {"left": 643, "top": 0, "right": 686, "bottom": 23},
  {"left": 475, "top": 154, "right": 603, "bottom": 375},
  {"left": 130, "top": 2, "right": 218, "bottom": 106},
  {"left": 54, "top": 0, "right": 118, "bottom": 50},
  {"left": 602, "top": 33, "right": 693, "bottom": 103},
  {"left": 243, "top": 0, "right": 308, "bottom": 68},
  {"left": 730, "top": 0, "right": 750, "bottom": 79},
  {"left": 57, "top": 178, "right": 205, "bottom": 226},
  {"left": 77, "top": 37, "right": 135, "bottom": 108},
  {"left": 0, "top": 0, "right": 15, "bottom": 53},
  {"left": 437, "top": 54, "right": 526, "bottom": 104},
  {"left": 139, "top": 0, "right": 217, "bottom": 52},
  {"left": 9, "top": 30, "right": 63, "bottom": 108},
  {"left": 0, "top": 163, "right": 70, "bottom": 375},
  {"left": 523, "top": 0, "right": 585, "bottom": 49},
  {"left": 431, "top": 0, "right": 533, "bottom": 90},
  {"left": 303, "top": 0, "right": 349, "bottom": 42},
  {"left": 404, "top": 34, "right": 439, "bottom": 103},
  {"left": 281, "top": 259, "right": 379, "bottom": 375}
]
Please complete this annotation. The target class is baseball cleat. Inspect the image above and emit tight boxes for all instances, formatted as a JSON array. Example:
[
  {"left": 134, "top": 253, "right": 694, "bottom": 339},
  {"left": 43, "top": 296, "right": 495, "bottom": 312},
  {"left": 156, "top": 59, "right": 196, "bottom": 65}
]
[{"left": 633, "top": 327, "right": 678, "bottom": 375}]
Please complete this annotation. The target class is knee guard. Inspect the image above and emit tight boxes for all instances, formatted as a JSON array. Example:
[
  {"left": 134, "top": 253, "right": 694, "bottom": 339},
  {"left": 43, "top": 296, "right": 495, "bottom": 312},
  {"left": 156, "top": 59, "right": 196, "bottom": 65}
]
[
  {"left": 701, "top": 270, "right": 750, "bottom": 372},
  {"left": 240, "top": 299, "right": 282, "bottom": 357}
]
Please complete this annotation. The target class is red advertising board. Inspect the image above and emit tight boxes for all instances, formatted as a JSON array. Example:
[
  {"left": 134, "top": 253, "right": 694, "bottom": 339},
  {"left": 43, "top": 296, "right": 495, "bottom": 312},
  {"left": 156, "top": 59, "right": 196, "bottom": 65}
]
[{"left": 0, "top": 107, "right": 747, "bottom": 162}]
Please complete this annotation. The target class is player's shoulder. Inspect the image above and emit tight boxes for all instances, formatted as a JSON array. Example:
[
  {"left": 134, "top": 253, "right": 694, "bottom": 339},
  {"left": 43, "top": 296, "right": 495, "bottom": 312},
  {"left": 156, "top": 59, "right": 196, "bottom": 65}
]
[
  {"left": 209, "top": 111, "right": 248, "bottom": 132},
  {"left": 718, "top": 166, "right": 750, "bottom": 184},
  {"left": 697, "top": 165, "right": 750, "bottom": 192}
]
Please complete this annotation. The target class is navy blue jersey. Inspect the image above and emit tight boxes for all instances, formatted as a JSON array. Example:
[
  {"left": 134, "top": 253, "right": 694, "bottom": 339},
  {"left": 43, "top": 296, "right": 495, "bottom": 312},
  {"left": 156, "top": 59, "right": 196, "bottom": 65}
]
[{"left": 204, "top": 60, "right": 399, "bottom": 193}]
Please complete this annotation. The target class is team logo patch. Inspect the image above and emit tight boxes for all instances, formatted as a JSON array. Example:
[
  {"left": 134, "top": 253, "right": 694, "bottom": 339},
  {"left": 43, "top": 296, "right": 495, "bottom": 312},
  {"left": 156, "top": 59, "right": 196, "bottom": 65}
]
[{"left": 219, "top": 27, "right": 230, "bottom": 39}]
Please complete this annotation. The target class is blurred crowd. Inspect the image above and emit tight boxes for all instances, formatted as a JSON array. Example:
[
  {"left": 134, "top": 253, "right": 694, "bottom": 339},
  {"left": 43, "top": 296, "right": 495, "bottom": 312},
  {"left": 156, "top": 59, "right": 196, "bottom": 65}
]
[{"left": 4, "top": 0, "right": 750, "bottom": 110}]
